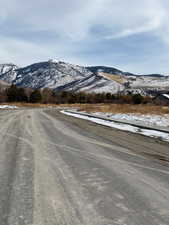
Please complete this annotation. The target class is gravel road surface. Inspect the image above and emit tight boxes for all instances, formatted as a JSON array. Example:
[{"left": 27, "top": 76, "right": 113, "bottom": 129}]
[{"left": 0, "top": 108, "right": 169, "bottom": 225}]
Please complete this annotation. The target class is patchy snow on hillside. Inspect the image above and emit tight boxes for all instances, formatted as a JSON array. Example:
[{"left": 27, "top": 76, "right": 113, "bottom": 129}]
[
  {"left": 0, "top": 105, "right": 18, "bottom": 109},
  {"left": 1, "top": 61, "right": 169, "bottom": 94},
  {"left": 130, "top": 76, "right": 169, "bottom": 88},
  {"left": 0, "top": 64, "right": 18, "bottom": 82},
  {"left": 92, "top": 112, "right": 169, "bottom": 127},
  {"left": 61, "top": 111, "right": 169, "bottom": 142}
]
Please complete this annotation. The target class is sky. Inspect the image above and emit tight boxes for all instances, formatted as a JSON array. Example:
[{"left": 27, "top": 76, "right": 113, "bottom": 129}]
[{"left": 1, "top": 0, "right": 169, "bottom": 74}]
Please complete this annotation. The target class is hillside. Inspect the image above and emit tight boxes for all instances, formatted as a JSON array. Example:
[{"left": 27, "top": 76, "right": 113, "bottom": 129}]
[
  {"left": 0, "top": 64, "right": 18, "bottom": 83},
  {"left": 0, "top": 60, "right": 169, "bottom": 95}
]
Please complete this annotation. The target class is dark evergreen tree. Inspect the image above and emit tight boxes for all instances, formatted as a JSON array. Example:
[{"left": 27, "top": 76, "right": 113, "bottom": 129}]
[
  {"left": 17, "top": 88, "right": 28, "bottom": 102},
  {"left": 41, "top": 88, "right": 55, "bottom": 104},
  {"left": 6, "top": 84, "right": 18, "bottom": 102},
  {"left": 132, "top": 94, "right": 143, "bottom": 104},
  {"left": 29, "top": 90, "right": 42, "bottom": 103}
]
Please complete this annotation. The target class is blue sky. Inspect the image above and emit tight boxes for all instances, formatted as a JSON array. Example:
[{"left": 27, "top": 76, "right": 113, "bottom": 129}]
[{"left": 1, "top": 0, "right": 169, "bottom": 74}]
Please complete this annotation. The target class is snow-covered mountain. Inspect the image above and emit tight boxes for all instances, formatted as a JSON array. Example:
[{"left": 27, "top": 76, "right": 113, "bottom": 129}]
[
  {"left": 0, "top": 63, "right": 18, "bottom": 83},
  {"left": 0, "top": 60, "right": 124, "bottom": 94},
  {"left": 57, "top": 73, "right": 124, "bottom": 93},
  {"left": 87, "top": 66, "right": 169, "bottom": 95},
  {"left": 14, "top": 60, "right": 93, "bottom": 89},
  {"left": 0, "top": 60, "right": 169, "bottom": 95}
]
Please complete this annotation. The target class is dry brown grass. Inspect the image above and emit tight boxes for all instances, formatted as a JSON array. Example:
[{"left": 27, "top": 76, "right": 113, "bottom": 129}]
[
  {"left": 59, "top": 104, "right": 169, "bottom": 115},
  {"left": 100, "top": 72, "right": 126, "bottom": 84},
  {"left": 2, "top": 102, "right": 169, "bottom": 115}
]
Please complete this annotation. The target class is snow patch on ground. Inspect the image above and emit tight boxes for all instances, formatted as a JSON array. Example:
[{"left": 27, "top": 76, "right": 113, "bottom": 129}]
[
  {"left": 92, "top": 112, "right": 169, "bottom": 127},
  {"left": 61, "top": 111, "right": 169, "bottom": 142},
  {"left": 0, "top": 105, "right": 18, "bottom": 109},
  {"left": 163, "top": 94, "right": 169, "bottom": 99}
]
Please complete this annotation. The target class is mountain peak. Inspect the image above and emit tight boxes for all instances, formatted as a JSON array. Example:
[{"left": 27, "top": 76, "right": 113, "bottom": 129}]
[{"left": 48, "top": 59, "right": 60, "bottom": 64}]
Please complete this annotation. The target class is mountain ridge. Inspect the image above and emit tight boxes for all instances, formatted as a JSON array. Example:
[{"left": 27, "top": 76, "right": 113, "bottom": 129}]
[{"left": 0, "top": 60, "right": 169, "bottom": 95}]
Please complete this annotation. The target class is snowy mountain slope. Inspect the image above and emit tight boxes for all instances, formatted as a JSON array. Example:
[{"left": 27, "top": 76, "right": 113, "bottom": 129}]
[
  {"left": 87, "top": 67, "right": 169, "bottom": 94},
  {"left": 87, "top": 66, "right": 169, "bottom": 88},
  {"left": 56, "top": 73, "right": 124, "bottom": 93},
  {"left": 128, "top": 75, "right": 169, "bottom": 88},
  {"left": 0, "top": 64, "right": 18, "bottom": 83},
  {"left": 0, "top": 61, "right": 122, "bottom": 93},
  {"left": 13, "top": 60, "right": 93, "bottom": 89},
  {"left": 86, "top": 66, "right": 126, "bottom": 75},
  {"left": 0, "top": 60, "right": 169, "bottom": 94}
]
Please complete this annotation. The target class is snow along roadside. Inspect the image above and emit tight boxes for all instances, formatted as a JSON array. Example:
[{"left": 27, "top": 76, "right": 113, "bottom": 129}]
[
  {"left": 92, "top": 112, "right": 169, "bottom": 128},
  {"left": 0, "top": 105, "right": 18, "bottom": 109},
  {"left": 61, "top": 110, "right": 169, "bottom": 143}
]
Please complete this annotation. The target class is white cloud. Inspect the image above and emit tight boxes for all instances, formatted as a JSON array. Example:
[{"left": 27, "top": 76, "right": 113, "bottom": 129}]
[
  {"left": 1, "top": 0, "right": 169, "bottom": 73},
  {"left": 0, "top": 0, "right": 166, "bottom": 40},
  {"left": 0, "top": 38, "right": 52, "bottom": 65},
  {"left": 0, "top": 36, "right": 88, "bottom": 66}
]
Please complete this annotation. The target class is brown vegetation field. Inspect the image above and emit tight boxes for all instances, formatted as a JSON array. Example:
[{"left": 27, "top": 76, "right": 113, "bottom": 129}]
[
  {"left": 58, "top": 103, "right": 169, "bottom": 115},
  {"left": 100, "top": 72, "right": 126, "bottom": 84},
  {"left": 1, "top": 102, "right": 169, "bottom": 115}
]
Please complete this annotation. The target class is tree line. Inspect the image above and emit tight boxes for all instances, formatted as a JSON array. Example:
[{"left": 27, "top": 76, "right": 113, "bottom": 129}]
[{"left": 0, "top": 84, "right": 152, "bottom": 105}]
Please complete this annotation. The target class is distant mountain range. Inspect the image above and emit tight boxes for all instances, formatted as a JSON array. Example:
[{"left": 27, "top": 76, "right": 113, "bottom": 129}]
[{"left": 0, "top": 60, "right": 169, "bottom": 95}]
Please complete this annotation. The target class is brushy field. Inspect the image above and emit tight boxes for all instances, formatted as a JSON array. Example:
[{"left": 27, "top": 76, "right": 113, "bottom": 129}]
[
  {"left": 58, "top": 104, "right": 169, "bottom": 115},
  {"left": 1, "top": 102, "right": 169, "bottom": 115}
]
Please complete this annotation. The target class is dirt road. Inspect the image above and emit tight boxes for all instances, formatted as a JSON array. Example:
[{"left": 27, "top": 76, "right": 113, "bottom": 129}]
[{"left": 0, "top": 108, "right": 169, "bottom": 225}]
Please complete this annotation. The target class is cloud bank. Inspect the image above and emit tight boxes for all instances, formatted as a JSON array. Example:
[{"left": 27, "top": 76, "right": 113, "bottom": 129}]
[{"left": 0, "top": 0, "right": 169, "bottom": 74}]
